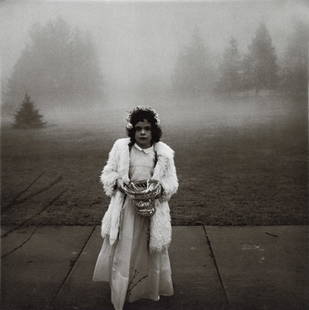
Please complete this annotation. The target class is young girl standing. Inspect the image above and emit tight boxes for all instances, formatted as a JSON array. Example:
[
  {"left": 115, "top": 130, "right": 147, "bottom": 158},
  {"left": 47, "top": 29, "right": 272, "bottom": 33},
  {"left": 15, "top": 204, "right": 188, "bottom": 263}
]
[{"left": 93, "top": 106, "right": 178, "bottom": 310}]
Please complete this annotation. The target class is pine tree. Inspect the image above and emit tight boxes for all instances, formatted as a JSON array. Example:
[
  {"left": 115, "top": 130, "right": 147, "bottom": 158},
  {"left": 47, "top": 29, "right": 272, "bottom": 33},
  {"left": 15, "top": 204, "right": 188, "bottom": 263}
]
[
  {"left": 243, "top": 23, "right": 279, "bottom": 94},
  {"left": 13, "top": 93, "right": 46, "bottom": 129},
  {"left": 3, "top": 17, "right": 104, "bottom": 114},
  {"left": 217, "top": 37, "right": 242, "bottom": 95}
]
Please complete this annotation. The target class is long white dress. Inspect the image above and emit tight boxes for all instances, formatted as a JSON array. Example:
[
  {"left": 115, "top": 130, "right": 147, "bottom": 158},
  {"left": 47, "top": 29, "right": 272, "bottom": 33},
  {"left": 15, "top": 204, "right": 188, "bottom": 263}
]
[{"left": 93, "top": 143, "right": 174, "bottom": 310}]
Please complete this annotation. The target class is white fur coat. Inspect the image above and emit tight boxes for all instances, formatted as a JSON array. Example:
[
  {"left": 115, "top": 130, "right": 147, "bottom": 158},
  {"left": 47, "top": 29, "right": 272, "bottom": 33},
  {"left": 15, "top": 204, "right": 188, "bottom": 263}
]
[{"left": 100, "top": 137, "right": 178, "bottom": 252}]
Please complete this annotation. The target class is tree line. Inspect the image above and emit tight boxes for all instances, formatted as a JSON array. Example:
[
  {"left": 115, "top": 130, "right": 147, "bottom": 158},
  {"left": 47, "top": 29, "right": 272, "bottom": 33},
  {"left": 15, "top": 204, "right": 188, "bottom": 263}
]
[
  {"left": 173, "top": 21, "right": 308, "bottom": 97},
  {"left": 2, "top": 17, "right": 308, "bottom": 117}
]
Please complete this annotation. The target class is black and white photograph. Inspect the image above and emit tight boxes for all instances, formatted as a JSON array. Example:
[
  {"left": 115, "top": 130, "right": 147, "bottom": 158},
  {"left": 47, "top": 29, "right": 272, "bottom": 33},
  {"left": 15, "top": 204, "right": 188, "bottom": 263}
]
[{"left": 1, "top": 0, "right": 308, "bottom": 309}]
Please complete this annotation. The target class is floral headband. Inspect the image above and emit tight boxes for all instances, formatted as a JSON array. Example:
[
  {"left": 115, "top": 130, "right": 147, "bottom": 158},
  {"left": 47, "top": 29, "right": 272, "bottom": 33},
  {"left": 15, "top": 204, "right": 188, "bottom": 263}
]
[{"left": 126, "top": 106, "right": 160, "bottom": 129}]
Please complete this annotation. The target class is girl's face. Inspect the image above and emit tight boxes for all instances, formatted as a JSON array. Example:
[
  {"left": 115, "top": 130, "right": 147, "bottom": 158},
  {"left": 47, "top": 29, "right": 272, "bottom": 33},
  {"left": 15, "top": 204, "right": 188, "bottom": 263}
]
[{"left": 134, "top": 119, "right": 152, "bottom": 149}]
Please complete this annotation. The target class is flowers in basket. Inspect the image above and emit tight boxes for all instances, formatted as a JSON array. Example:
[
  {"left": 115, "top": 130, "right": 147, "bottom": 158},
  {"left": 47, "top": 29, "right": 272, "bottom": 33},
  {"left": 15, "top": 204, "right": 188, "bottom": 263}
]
[{"left": 122, "top": 179, "right": 162, "bottom": 217}]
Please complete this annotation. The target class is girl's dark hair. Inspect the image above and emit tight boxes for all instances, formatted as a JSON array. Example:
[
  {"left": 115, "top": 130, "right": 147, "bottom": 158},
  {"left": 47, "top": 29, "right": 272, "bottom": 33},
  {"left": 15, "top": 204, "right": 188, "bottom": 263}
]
[{"left": 126, "top": 108, "right": 162, "bottom": 146}]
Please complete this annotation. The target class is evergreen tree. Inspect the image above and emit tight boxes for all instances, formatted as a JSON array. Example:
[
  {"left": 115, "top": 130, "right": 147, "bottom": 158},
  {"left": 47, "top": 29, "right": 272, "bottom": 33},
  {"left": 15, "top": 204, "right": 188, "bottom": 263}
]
[
  {"left": 173, "top": 29, "right": 215, "bottom": 96},
  {"left": 13, "top": 93, "right": 46, "bottom": 129},
  {"left": 243, "top": 23, "right": 279, "bottom": 93},
  {"left": 3, "top": 17, "right": 104, "bottom": 114},
  {"left": 217, "top": 37, "right": 242, "bottom": 95},
  {"left": 241, "top": 52, "right": 254, "bottom": 91}
]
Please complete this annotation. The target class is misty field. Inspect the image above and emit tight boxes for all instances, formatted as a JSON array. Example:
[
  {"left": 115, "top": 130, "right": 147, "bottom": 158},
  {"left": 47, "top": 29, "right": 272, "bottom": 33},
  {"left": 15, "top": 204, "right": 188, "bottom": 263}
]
[{"left": 1, "top": 94, "right": 307, "bottom": 226}]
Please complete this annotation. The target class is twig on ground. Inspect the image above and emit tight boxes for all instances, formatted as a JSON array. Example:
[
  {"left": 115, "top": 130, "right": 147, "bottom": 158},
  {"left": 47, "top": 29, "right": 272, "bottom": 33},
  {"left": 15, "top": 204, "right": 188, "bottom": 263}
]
[
  {"left": 3, "top": 171, "right": 46, "bottom": 211},
  {"left": 200, "top": 222, "right": 230, "bottom": 306},
  {"left": 1, "top": 226, "right": 39, "bottom": 259},
  {"left": 1, "top": 189, "right": 67, "bottom": 238},
  {"left": 127, "top": 272, "right": 148, "bottom": 297},
  {"left": 11, "top": 175, "right": 63, "bottom": 206},
  {"left": 49, "top": 225, "right": 97, "bottom": 308},
  {"left": 265, "top": 232, "right": 279, "bottom": 237}
]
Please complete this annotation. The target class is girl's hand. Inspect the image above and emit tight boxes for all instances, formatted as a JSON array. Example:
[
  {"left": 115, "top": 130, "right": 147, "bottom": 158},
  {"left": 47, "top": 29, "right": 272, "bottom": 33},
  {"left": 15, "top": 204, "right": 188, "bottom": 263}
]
[
  {"left": 148, "top": 179, "right": 160, "bottom": 190},
  {"left": 148, "top": 179, "right": 164, "bottom": 199},
  {"left": 149, "top": 178, "right": 160, "bottom": 184},
  {"left": 116, "top": 177, "right": 130, "bottom": 190}
]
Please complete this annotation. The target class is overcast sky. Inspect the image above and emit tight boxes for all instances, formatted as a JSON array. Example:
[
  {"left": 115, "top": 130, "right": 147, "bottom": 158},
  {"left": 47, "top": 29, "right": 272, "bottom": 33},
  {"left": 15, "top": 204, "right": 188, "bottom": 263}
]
[{"left": 1, "top": 0, "right": 308, "bottom": 90}]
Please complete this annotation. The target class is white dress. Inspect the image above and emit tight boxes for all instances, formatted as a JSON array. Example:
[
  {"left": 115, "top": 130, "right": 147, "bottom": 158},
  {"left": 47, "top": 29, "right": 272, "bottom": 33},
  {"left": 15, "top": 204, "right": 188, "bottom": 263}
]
[{"left": 93, "top": 143, "right": 174, "bottom": 310}]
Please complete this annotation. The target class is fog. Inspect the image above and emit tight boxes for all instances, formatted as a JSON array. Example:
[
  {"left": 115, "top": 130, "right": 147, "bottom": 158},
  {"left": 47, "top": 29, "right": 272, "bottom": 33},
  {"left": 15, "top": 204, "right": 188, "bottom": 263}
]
[{"left": 1, "top": 0, "right": 308, "bottom": 130}]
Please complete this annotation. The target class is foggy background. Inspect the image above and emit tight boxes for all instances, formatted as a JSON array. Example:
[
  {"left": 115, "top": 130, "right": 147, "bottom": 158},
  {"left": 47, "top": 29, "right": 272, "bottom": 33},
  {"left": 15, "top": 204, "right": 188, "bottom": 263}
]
[
  {"left": 1, "top": 0, "right": 308, "bottom": 129},
  {"left": 1, "top": 0, "right": 308, "bottom": 227},
  {"left": 1, "top": 4, "right": 308, "bottom": 310}
]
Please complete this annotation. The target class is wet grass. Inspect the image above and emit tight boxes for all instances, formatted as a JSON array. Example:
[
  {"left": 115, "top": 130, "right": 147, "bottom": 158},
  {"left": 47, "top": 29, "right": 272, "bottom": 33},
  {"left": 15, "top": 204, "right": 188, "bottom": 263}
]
[{"left": 1, "top": 94, "right": 307, "bottom": 225}]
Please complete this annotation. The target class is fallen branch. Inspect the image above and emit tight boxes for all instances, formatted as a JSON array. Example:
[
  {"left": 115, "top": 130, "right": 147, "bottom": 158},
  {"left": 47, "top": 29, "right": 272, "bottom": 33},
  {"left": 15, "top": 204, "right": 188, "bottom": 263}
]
[
  {"left": 12, "top": 175, "right": 63, "bottom": 205},
  {"left": 1, "top": 226, "right": 39, "bottom": 259},
  {"left": 1, "top": 188, "right": 67, "bottom": 238},
  {"left": 49, "top": 225, "right": 97, "bottom": 306},
  {"left": 127, "top": 274, "right": 148, "bottom": 297},
  {"left": 3, "top": 171, "right": 46, "bottom": 212},
  {"left": 265, "top": 232, "right": 279, "bottom": 237}
]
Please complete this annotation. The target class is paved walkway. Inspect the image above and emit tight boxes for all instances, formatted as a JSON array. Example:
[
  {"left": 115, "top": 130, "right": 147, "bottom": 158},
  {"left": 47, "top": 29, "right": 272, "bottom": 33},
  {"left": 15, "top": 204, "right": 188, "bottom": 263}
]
[{"left": 1, "top": 225, "right": 308, "bottom": 310}]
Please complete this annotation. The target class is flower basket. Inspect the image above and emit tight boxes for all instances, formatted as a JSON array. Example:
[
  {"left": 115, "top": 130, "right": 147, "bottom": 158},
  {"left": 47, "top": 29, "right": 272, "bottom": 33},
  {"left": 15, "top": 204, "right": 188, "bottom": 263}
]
[{"left": 122, "top": 179, "right": 162, "bottom": 217}]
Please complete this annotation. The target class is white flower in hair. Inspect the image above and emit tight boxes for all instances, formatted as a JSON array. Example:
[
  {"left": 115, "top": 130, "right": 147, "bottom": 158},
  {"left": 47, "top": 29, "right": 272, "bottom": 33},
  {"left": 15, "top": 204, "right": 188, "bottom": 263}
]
[
  {"left": 126, "top": 106, "right": 160, "bottom": 127},
  {"left": 126, "top": 122, "right": 133, "bottom": 129}
]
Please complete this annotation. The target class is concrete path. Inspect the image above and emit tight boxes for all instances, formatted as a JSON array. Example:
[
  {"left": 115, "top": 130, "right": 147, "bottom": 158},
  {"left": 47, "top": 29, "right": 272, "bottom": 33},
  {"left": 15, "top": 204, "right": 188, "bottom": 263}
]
[
  {"left": 1, "top": 225, "right": 308, "bottom": 310},
  {"left": 206, "top": 226, "right": 309, "bottom": 310}
]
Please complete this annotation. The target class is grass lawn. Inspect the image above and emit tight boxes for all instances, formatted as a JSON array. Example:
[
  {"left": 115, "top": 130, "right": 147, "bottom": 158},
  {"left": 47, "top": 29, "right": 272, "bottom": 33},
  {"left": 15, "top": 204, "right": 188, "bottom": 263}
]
[{"left": 1, "top": 94, "right": 307, "bottom": 225}]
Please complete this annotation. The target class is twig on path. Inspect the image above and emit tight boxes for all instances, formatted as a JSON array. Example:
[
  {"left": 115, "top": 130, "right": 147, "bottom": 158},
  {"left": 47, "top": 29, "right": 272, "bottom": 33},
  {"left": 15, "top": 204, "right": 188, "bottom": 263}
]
[
  {"left": 3, "top": 171, "right": 46, "bottom": 212},
  {"left": 127, "top": 273, "right": 148, "bottom": 298},
  {"left": 1, "top": 226, "right": 39, "bottom": 259},
  {"left": 265, "top": 232, "right": 279, "bottom": 237},
  {"left": 197, "top": 221, "right": 230, "bottom": 307},
  {"left": 49, "top": 225, "right": 97, "bottom": 308},
  {"left": 1, "top": 188, "right": 67, "bottom": 238}
]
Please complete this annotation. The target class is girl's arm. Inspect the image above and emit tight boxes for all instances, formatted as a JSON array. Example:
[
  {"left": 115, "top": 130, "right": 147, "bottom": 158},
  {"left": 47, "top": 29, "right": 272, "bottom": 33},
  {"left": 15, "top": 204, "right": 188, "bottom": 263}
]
[{"left": 100, "top": 140, "right": 120, "bottom": 197}]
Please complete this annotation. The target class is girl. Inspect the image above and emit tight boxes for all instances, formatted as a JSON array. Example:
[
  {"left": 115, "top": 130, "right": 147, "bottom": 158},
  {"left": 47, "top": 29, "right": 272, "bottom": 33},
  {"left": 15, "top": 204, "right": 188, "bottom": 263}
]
[{"left": 93, "top": 106, "right": 178, "bottom": 310}]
